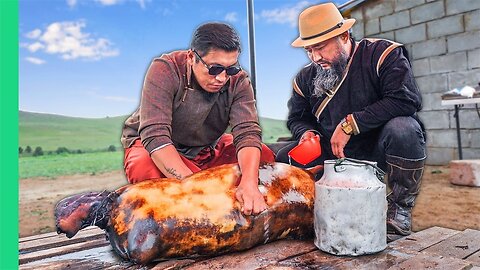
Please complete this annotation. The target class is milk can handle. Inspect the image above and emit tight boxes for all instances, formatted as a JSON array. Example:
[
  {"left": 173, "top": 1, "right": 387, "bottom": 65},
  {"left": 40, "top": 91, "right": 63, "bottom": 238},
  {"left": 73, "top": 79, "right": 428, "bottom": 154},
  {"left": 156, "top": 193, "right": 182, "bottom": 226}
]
[{"left": 334, "top": 158, "right": 386, "bottom": 182}]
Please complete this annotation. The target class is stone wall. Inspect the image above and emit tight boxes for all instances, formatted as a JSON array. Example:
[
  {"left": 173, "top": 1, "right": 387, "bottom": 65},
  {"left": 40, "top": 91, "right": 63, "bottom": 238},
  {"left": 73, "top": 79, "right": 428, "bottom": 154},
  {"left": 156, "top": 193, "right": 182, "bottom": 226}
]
[{"left": 346, "top": 0, "right": 480, "bottom": 165}]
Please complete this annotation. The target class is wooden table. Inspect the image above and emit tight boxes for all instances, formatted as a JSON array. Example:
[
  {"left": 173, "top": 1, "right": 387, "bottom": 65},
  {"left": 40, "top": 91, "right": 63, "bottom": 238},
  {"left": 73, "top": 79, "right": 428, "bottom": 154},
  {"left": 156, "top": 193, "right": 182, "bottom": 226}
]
[{"left": 19, "top": 226, "right": 480, "bottom": 269}]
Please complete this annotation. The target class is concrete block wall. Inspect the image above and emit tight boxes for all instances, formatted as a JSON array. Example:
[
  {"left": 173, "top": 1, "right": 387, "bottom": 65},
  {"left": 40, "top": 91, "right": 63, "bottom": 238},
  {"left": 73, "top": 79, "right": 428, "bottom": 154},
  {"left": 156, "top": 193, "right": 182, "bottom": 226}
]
[{"left": 347, "top": 0, "right": 480, "bottom": 165}]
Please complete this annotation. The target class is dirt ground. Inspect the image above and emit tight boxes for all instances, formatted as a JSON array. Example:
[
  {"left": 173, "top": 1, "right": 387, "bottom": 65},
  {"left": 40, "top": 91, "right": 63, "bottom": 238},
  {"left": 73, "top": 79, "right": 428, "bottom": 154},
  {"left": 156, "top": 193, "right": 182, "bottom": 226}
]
[{"left": 19, "top": 165, "right": 480, "bottom": 238}]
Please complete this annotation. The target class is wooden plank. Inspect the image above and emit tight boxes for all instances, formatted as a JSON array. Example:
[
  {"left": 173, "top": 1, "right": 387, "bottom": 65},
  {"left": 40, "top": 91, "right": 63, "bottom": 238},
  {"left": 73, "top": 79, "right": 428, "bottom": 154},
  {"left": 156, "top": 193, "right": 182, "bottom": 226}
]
[
  {"left": 150, "top": 259, "right": 197, "bottom": 270},
  {"left": 20, "top": 246, "right": 129, "bottom": 270},
  {"left": 19, "top": 226, "right": 99, "bottom": 243},
  {"left": 465, "top": 249, "right": 480, "bottom": 267},
  {"left": 333, "top": 249, "right": 412, "bottom": 269},
  {"left": 388, "top": 226, "right": 460, "bottom": 254},
  {"left": 182, "top": 239, "right": 317, "bottom": 269},
  {"left": 19, "top": 238, "right": 110, "bottom": 264},
  {"left": 388, "top": 254, "right": 473, "bottom": 270},
  {"left": 422, "top": 229, "right": 480, "bottom": 259},
  {"left": 272, "top": 247, "right": 412, "bottom": 269},
  {"left": 268, "top": 249, "right": 355, "bottom": 269},
  {"left": 20, "top": 227, "right": 106, "bottom": 253}
]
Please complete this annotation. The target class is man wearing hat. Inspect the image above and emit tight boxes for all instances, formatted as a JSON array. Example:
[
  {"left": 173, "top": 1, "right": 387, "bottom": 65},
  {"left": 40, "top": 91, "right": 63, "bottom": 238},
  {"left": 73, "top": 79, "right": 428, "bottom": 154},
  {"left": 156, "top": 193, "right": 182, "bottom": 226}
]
[{"left": 276, "top": 3, "right": 426, "bottom": 240}]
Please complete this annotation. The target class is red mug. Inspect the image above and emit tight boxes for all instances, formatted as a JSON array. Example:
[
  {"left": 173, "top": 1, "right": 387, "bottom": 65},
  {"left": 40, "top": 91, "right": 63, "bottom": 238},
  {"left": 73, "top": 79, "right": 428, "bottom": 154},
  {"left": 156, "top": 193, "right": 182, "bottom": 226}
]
[{"left": 288, "top": 136, "right": 322, "bottom": 165}]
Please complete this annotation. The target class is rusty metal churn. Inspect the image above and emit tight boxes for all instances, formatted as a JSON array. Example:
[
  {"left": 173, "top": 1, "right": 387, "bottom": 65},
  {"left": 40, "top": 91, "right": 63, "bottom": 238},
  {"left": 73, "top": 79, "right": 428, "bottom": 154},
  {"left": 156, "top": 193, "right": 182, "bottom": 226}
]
[{"left": 314, "top": 158, "right": 387, "bottom": 256}]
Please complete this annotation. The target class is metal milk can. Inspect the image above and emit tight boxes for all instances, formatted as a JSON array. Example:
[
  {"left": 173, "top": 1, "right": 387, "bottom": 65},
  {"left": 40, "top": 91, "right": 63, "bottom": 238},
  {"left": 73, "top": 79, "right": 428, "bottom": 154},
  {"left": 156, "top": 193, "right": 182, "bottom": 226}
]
[{"left": 314, "top": 158, "right": 387, "bottom": 256}]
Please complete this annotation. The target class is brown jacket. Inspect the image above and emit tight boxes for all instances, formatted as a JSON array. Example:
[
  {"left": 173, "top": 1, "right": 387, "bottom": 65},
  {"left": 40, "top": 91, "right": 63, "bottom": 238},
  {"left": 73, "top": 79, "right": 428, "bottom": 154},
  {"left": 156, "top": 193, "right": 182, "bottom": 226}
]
[{"left": 121, "top": 50, "right": 262, "bottom": 158}]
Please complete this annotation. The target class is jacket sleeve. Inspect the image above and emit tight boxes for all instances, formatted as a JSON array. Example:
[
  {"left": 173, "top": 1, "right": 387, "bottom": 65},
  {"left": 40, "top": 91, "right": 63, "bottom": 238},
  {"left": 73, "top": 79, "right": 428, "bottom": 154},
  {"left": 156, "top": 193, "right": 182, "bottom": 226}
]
[
  {"left": 138, "top": 59, "right": 180, "bottom": 153},
  {"left": 229, "top": 75, "right": 263, "bottom": 154},
  {"left": 352, "top": 47, "right": 422, "bottom": 133},
  {"left": 286, "top": 75, "right": 318, "bottom": 140}
]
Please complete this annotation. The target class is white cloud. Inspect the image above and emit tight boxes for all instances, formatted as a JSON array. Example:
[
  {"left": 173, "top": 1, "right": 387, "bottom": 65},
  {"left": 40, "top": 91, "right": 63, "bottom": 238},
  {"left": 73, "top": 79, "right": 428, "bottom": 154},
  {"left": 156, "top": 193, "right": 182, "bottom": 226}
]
[
  {"left": 26, "top": 29, "right": 42, "bottom": 39},
  {"left": 136, "top": 0, "right": 151, "bottom": 9},
  {"left": 224, "top": 12, "right": 238, "bottom": 23},
  {"left": 258, "top": 1, "right": 311, "bottom": 27},
  {"left": 26, "top": 42, "right": 44, "bottom": 52},
  {"left": 95, "top": 0, "right": 121, "bottom": 6},
  {"left": 22, "top": 20, "right": 119, "bottom": 61},
  {"left": 66, "top": 0, "right": 77, "bottom": 7},
  {"left": 87, "top": 91, "right": 137, "bottom": 103},
  {"left": 25, "top": 57, "right": 46, "bottom": 65},
  {"left": 67, "top": 0, "right": 149, "bottom": 9}
]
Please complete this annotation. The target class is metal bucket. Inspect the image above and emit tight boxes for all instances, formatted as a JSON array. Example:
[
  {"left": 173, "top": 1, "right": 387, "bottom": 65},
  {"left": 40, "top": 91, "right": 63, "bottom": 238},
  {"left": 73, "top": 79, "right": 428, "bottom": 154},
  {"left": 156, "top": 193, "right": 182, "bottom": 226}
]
[{"left": 314, "top": 158, "right": 387, "bottom": 256}]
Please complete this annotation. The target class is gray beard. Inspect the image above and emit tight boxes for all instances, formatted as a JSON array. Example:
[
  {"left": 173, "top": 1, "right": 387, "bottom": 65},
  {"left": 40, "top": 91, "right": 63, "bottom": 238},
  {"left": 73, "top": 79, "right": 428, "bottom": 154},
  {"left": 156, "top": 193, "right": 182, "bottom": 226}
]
[{"left": 312, "top": 50, "right": 349, "bottom": 97}]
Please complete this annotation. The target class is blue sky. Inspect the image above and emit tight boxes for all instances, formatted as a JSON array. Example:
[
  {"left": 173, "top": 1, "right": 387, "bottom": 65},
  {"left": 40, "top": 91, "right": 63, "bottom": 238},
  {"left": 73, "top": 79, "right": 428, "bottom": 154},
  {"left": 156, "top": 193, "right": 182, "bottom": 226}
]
[{"left": 20, "top": 0, "right": 348, "bottom": 120}]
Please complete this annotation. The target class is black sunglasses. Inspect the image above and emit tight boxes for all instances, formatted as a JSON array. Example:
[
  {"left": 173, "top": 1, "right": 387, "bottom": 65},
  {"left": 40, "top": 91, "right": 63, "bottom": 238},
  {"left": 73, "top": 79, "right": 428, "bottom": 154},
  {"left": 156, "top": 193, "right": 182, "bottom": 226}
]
[{"left": 193, "top": 50, "right": 241, "bottom": 76}]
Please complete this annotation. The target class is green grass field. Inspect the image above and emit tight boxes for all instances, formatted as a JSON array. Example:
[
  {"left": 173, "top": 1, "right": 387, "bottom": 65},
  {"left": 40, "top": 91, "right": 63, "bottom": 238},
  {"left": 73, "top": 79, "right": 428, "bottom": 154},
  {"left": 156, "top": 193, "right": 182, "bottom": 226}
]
[
  {"left": 19, "top": 151, "right": 124, "bottom": 179},
  {"left": 19, "top": 111, "right": 291, "bottom": 179}
]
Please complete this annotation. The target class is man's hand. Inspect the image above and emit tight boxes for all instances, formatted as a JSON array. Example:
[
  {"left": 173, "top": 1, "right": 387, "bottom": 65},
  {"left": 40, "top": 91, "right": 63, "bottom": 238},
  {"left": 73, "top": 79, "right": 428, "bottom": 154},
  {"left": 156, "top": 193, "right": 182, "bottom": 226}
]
[
  {"left": 235, "top": 178, "right": 267, "bottom": 215},
  {"left": 300, "top": 131, "right": 319, "bottom": 144},
  {"left": 331, "top": 123, "right": 351, "bottom": 158}
]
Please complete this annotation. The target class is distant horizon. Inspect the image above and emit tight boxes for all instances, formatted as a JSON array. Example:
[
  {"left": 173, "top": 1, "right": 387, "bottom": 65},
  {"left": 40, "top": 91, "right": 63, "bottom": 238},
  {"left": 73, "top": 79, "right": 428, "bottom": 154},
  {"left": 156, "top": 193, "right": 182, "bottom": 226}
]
[{"left": 18, "top": 109, "right": 288, "bottom": 121}]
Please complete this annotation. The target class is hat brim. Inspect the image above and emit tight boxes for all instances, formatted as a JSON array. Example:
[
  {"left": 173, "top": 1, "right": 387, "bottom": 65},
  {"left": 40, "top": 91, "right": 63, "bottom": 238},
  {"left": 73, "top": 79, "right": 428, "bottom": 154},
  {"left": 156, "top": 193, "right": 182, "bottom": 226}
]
[{"left": 291, "top": 18, "right": 356, "bottom": 48}]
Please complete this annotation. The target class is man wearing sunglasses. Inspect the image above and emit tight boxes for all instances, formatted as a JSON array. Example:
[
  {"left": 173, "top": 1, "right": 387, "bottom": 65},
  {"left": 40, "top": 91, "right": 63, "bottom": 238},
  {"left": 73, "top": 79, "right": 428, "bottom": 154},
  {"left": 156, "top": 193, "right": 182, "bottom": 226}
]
[
  {"left": 121, "top": 22, "right": 275, "bottom": 216},
  {"left": 276, "top": 3, "right": 426, "bottom": 240}
]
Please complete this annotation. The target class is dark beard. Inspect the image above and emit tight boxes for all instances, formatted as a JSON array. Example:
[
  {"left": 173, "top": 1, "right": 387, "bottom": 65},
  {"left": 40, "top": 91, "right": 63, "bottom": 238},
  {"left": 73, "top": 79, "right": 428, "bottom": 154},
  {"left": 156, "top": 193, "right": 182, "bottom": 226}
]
[{"left": 312, "top": 49, "right": 349, "bottom": 97}]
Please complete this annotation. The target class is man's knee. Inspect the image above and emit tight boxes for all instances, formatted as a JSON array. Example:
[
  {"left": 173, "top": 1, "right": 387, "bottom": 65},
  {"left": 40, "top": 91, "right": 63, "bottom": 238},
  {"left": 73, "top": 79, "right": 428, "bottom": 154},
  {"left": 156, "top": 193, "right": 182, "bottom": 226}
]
[
  {"left": 124, "top": 143, "right": 164, "bottom": 183},
  {"left": 380, "top": 117, "right": 425, "bottom": 158},
  {"left": 382, "top": 117, "right": 424, "bottom": 142}
]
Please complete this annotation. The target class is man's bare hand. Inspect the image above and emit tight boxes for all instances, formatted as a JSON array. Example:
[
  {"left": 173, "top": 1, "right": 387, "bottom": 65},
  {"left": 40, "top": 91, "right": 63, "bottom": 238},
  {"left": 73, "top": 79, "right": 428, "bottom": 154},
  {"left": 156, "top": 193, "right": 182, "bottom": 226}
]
[
  {"left": 331, "top": 124, "right": 351, "bottom": 158},
  {"left": 300, "top": 131, "right": 319, "bottom": 144},
  {"left": 235, "top": 179, "right": 267, "bottom": 216}
]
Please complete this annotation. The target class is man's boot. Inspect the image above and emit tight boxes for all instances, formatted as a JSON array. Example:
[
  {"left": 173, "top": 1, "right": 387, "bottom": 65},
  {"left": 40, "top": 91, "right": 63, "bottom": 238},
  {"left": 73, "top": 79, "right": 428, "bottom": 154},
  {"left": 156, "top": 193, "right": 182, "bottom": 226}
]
[{"left": 386, "top": 155, "right": 425, "bottom": 239}]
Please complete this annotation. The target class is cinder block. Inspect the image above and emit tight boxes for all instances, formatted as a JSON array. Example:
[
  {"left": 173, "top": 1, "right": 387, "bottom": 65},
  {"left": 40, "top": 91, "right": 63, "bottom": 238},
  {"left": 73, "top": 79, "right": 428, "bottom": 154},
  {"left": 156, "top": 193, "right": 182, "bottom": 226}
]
[
  {"left": 467, "top": 48, "right": 480, "bottom": 69},
  {"left": 470, "top": 130, "right": 480, "bottom": 148},
  {"left": 412, "top": 58, "right": 430, "bottom": 77},
  {"left": 415, "top": 73, "right": 448, "bottom": 94},
  {"left": 448, "top": 70, "right": 480, "bottom": 89},
  {"left": 395, "top": 0, "right": 425, "bottom": 12},
  {"left": 465, "top": 9, "right": 480, "bottom": 31},
  {"left": 417, "top": 110, "right": 450, "bottom": 129},
  {"left": 430, "top": 52, "right": 467, "bottom": 74},
  {"left": 411, "top": 1, "right": 445, "bottom": 24},
  {"left": 447, "top": 31, "right": 480, "bottom": 53},
  {"left": 374, "top": 31, "right": 395, "bottom": 40},
  {"left": 450, "top": 110, "right": 480, "bottom": 129},
  {"left": 350, "top": 8, "right": 364, "bottom": 21},
  {"left": 463, "top": 148, "right": 480, "bottom": 160},
  {"left": 395, "top": 23, "right": 426, "bottom": 44},
  {"left": 446, "top": 0, "right": 480, "bottom": 15},
  {"left": 364, "top": 1, "right": 394, "bottom": 20},
  {"left": 365, "top": 18, "right": 380, "bottom": 36},
  {"left": 426, "top": 129, "right": 469, "bottom": 148},
  {"left": 427, "top": 15, "right": 464, "bottom": 39},
  {"left": 352, "top": 20, "right": 365, "bottom": 39},
  {"left": 421, "top": 92, "right": 444, "bottom": 111},
  {"left": 380, "top": 10, "right": 410, "bottom": 32},
  {"left": 426, "top": 147, "right": 455, "bottom": 165},
  {"left": 411, "top": 38, "right": 446, "bottom": 59},
  {"left": 449, "top": 159, "right": 480, "bottom": 186}
]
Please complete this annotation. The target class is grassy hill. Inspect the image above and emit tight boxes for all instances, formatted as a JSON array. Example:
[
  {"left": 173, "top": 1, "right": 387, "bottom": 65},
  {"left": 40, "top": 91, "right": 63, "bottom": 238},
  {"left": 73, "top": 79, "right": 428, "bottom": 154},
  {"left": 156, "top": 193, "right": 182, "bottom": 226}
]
[
  {"left": 19, "top": 111, "right": 126, "bottom": 152},
  {"left": 19, "top": 111, "right": 290, "bottom": 152}
]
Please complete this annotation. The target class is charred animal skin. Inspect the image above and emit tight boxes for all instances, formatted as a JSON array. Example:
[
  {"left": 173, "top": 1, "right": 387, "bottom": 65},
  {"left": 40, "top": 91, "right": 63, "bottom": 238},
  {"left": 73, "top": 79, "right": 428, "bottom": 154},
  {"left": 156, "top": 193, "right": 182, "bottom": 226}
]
[{"left": 55, "top": 163, "right": 315, "bottom": 264}]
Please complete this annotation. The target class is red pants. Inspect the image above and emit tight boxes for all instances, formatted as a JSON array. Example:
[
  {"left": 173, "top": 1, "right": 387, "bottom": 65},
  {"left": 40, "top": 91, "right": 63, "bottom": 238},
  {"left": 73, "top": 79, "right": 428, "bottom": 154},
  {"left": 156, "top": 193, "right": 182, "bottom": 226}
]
[{"left": 124, "top": 134, "right": 275, "bottom": 183}]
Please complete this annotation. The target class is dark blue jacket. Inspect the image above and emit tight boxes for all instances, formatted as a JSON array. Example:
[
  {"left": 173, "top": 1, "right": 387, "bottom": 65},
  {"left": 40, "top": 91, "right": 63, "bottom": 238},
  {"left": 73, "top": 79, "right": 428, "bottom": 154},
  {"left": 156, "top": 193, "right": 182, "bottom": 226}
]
[{"left": 287, "top": 38, "right": 423, "bottom": 158}]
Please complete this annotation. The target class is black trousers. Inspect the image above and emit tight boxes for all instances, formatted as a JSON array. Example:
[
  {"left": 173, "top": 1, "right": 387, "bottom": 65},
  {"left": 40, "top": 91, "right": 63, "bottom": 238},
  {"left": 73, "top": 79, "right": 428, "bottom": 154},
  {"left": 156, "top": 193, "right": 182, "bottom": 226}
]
[{"left": 276, "top": 116, "right": 426, "bottom": 179}]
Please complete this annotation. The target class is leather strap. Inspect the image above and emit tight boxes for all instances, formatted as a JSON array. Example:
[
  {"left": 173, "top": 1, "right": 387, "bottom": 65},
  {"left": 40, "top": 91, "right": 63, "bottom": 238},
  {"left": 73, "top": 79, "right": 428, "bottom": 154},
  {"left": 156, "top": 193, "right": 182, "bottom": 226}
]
[{"left": 314, "top": 42, "right": 359, "bottom": 120}]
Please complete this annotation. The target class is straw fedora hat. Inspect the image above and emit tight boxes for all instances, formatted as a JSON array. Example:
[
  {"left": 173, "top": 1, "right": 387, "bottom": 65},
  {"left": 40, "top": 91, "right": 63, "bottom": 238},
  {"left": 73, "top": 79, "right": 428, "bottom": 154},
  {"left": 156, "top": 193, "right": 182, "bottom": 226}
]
[{"left": 292, "top": 2, "right": 355, "bottom": 47}]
